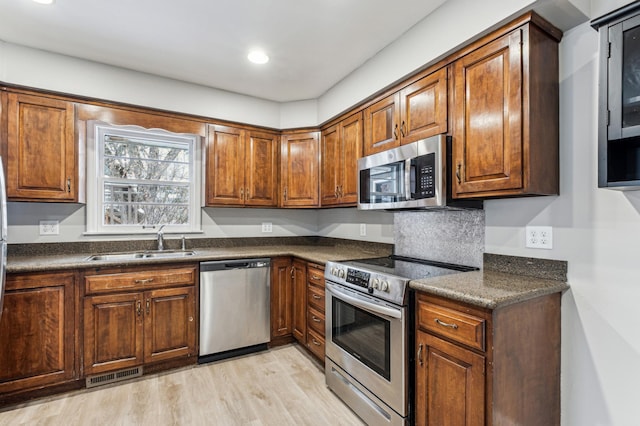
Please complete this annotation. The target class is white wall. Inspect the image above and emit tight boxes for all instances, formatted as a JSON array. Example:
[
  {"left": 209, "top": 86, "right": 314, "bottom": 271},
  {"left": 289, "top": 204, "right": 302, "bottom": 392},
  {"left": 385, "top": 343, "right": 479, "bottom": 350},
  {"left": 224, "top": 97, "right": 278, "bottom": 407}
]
[
  {"left": 0, "top": 42, "right": 283, "bottom": 129},
  {"left": 484, "top": 21, "right": 640, "bottom": 425},
  {"left": 316, "top": 0, "right": 538, "bottom": 122}
]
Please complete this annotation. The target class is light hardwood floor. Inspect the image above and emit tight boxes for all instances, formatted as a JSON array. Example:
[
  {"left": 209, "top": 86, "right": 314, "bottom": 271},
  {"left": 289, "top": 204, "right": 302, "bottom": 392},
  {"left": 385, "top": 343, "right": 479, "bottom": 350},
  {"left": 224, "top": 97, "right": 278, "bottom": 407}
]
[{"left": 0, "top": 345, "right": 365, "bottom": 425}]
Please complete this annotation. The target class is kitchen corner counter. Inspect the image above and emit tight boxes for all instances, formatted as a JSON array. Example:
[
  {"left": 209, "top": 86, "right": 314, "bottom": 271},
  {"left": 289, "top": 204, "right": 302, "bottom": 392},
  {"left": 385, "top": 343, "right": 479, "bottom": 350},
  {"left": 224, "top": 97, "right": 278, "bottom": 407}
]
[{"left": 409, "top": 269, "right": 568, "bottom": 309}]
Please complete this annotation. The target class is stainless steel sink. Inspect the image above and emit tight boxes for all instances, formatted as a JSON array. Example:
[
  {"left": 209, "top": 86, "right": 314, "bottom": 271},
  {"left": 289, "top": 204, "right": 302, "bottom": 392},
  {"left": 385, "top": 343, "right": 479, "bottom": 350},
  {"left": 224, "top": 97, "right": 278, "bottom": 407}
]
[{"left": 86, "top": 250, "right": 196, "bottom": 261}]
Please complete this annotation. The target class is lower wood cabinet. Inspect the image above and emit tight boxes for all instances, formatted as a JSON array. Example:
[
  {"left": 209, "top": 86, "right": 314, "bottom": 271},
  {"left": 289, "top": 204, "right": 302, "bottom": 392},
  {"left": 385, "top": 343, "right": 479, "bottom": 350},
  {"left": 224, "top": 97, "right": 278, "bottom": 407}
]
[
  {"left": 291, "top": 259, "right": 307, "bottom": 343},
  {"left": 269, "top": 257, "right": 326, "bottom": 362},
  {"left": 270, "top": 257, "right": 294, "bottom": 342},
  {"left": 82, "top": 265, "right": 197, "bottom": 376},
  {"left": 415, "top": 291, "right": 561, "bottom": 426},
  {"left": 0, "top": 271, "right": 77, "bottom": 396},
  {"left": 304, "top": 263, "right": 325, "bottom": 361}
]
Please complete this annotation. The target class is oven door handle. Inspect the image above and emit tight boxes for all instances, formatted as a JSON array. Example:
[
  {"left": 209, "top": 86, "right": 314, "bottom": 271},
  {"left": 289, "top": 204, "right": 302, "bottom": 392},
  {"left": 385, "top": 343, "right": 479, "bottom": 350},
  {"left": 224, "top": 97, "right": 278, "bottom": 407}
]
[{"left": 326, "top": 284, "right": 402, "bottom": 319}]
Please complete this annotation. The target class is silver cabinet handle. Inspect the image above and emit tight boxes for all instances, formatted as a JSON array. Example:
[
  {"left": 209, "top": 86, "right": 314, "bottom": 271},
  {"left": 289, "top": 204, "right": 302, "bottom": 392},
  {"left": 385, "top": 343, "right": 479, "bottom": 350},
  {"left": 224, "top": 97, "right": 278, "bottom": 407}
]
[
  {"left": 312, "top": 316, "right": 321, "bottom": 323},
  {"left": 311, "top": 338, "right": 321, "bottom": 346},
  {"left": 134, "top": 278, "right": 154, "bottom": 284},
  {"left": 435, "top": 318, "right": 459, "bottom": 329},
  {"left": 417, "top": 343, "right": 424, "bottom": 366},
  {"left": 312, "top": 294, "right": 322, "bottom": 300}
]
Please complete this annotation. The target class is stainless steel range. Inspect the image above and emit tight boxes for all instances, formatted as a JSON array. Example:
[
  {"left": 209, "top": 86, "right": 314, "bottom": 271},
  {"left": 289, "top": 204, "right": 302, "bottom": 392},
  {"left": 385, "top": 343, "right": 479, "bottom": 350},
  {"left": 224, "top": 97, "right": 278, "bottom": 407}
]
[{"left": 324, "top": 255, "right": 477, "bottom": 425}]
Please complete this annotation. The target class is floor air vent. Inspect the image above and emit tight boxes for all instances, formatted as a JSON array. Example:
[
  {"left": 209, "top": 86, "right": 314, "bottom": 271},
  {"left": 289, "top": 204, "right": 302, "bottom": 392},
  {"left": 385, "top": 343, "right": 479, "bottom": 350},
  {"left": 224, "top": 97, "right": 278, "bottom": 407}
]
[{"left": 86, "top": 366, "right": 143, "bottom": 388}]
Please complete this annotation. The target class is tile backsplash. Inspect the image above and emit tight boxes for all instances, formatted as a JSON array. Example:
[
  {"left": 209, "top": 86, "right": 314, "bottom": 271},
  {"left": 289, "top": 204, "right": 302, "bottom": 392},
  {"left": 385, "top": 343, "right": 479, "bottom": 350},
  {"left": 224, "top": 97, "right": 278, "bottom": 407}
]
[{"left": 394, "top": 209, "right": 485, "bottom": 268}]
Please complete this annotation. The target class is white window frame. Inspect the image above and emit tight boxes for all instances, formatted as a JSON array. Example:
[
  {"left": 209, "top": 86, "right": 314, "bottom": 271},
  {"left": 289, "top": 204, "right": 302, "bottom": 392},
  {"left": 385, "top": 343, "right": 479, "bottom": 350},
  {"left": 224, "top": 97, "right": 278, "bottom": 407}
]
[{"left": 86, "top": 121, "right": 202, "bottom": 235}]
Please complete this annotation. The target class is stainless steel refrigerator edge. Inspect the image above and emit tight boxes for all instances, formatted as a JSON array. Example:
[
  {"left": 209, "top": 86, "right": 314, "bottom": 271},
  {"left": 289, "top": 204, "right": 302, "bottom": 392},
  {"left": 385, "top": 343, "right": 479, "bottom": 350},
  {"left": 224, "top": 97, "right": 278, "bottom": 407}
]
[
  {"left": 199, "top": 258, "right": 270, "bottom": 361},
  {"left": 0, "top": 157, "right": 7, "bottom": 320}
]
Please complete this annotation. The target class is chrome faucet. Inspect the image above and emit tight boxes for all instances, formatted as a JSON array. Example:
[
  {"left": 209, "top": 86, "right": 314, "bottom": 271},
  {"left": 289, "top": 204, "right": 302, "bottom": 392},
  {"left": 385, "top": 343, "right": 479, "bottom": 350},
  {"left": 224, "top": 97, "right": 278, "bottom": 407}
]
[{"left": 157, "top": 225, "right": 166, "bottom": 251}]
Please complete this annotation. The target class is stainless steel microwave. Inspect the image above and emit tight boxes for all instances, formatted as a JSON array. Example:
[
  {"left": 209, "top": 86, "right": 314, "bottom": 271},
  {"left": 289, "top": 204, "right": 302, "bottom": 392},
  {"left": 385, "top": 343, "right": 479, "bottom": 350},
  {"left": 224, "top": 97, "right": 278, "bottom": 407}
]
[{"left": 358, "top": 135, "right": 482, "bottom": 210}]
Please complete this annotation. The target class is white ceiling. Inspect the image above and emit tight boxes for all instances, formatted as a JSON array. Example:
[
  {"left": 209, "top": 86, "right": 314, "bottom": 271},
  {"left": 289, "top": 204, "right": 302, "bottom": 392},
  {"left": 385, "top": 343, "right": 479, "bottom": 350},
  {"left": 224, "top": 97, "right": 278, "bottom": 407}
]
[{"left": 0, "top": 0, "right": 449, "bottom": 102}]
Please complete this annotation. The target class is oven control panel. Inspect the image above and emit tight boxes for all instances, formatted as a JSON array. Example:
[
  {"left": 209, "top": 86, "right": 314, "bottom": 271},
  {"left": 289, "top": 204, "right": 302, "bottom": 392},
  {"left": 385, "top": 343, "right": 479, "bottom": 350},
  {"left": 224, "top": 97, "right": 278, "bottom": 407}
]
[{"left": 345, "top": 268, "right": 370, "bottom": 288}]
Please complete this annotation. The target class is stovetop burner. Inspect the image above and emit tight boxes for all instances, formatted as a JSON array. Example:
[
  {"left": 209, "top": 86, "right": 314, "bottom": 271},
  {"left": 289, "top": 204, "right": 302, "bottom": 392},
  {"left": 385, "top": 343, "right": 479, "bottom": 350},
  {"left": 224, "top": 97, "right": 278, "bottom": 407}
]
[
  {"left": 325, "top": 255, "right": 478, "bottom": 306},
  {"left": 338, "top": 255, "right": 477, "bottom": 280}
]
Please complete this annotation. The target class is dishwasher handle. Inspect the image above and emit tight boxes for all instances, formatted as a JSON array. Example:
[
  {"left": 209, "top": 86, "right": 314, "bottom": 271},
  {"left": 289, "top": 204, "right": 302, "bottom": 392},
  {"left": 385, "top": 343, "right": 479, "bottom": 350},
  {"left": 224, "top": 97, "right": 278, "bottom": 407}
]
[{"left": 200, "top": 258, "right": 271, "bottom": 272}]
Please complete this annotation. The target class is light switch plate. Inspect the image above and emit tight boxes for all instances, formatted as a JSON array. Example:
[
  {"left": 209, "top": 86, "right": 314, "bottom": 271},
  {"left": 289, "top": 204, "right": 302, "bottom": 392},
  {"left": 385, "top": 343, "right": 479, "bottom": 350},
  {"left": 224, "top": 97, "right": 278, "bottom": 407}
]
[
  {"left": 525, "top": 226, "right": 552, "bottom": 249},
  {"left": 360, "top": 223, "right": 366, "bottom": 236},
  {"left": 40, "top": 220, "right": 60, "bottom": 235}
]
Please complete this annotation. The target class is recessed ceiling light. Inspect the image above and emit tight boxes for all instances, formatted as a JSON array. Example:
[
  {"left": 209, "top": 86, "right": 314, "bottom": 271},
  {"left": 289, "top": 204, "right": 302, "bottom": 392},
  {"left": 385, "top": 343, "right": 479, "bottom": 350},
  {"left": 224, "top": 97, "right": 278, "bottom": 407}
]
[
  {"left": 248, "top": 50, "right": 269, "bottom": 65},
  {"left": 32, "top": 0, "right": 55, "bottom": 4}
]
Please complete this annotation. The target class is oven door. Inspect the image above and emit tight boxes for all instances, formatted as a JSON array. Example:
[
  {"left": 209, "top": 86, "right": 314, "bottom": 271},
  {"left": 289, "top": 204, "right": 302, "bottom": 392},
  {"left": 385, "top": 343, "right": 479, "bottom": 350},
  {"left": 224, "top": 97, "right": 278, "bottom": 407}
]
[{"left": 325, "top": 281, "right": 407, "bottom": 418}]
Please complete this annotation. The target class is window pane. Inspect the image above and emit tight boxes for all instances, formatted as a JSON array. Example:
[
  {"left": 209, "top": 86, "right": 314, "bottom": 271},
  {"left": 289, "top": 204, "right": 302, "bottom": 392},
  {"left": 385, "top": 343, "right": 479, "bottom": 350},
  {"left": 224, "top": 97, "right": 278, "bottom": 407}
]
[
  {"left": 104, "top": 183, "right": 190, "bottom": 204},
  {"left": 103, "top": 203, "right": 189, "bottom": 226}
]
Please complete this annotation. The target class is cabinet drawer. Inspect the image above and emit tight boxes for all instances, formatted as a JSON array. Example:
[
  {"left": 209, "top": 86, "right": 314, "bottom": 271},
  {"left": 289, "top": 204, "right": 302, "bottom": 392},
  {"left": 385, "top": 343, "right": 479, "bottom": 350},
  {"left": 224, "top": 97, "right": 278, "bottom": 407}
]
[
  {"left": 417, "top": 300, "right": 485, "bottom": 351},
  {"left": 307, "top": 306, "right": 325, "bottom": 336},
  {"left": 307, "top": 283, "right": 325, "bottom": 313},
  {"left": 307, "top": 264, "right": 325, "bottom": 288},
  {"left": 306, "top": 328, "right": 325, "bottom": 360},
  {"left": 85, "top": 266, "right": 197, "bottom": 294}
]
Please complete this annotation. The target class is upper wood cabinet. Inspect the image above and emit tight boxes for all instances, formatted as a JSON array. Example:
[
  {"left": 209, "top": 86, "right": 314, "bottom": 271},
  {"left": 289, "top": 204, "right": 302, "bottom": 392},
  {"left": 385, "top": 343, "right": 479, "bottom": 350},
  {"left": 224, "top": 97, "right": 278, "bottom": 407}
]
[
  {"left": 363, "top": 68, "right": 448, "bottom": 156},
  {"left": 5, "top": 92, "right": 77, "bottom": 201},
  {"left": 321, "top": 112, "right": 363, "bottom": 206},
  {"left": 206, "top": 124, "right": 278, "bottom": 207},
  {"left": 451, "top": 20, "right": 560, "bottom": 199},
  {"left": 280, "top": 131, "right": 320, "bottom": 207}
]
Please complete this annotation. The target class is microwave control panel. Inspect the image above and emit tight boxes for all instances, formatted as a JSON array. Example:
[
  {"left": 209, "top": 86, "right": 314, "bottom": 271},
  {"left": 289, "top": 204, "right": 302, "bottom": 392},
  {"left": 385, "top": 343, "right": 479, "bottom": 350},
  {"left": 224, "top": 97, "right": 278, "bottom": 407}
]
[{"left": 412, "top": 152, "right": 435, "bottom": 199}]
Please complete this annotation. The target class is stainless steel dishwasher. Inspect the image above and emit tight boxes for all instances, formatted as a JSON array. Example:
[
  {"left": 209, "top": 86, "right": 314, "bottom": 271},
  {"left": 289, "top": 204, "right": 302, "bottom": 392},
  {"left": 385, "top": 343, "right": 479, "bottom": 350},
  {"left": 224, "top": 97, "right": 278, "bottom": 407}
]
[{"left": 199, "top": 258, "right": 271, "bottom": 363}]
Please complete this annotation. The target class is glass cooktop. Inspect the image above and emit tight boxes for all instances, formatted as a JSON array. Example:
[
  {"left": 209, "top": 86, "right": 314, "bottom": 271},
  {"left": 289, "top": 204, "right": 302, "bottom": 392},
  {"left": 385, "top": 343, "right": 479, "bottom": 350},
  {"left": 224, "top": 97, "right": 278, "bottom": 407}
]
[{"left": 340, "top": 255, "right": 478, "bottom": 281}]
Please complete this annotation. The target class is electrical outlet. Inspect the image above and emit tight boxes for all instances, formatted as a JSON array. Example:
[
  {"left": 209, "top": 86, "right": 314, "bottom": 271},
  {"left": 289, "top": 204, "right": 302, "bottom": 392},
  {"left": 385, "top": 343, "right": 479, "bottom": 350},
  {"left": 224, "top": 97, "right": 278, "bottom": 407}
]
[
  {"left": 360, "top": 223, "right": 366, "bottom": 236},
  {"left": 40, "top": 220, "right": 60, "bottom": 235},
  {"left": 525, "top": 226, "right": 553, "bottom": 249},
  {"left": 261, "top": 222, "right": 273, "bottom": 233}
]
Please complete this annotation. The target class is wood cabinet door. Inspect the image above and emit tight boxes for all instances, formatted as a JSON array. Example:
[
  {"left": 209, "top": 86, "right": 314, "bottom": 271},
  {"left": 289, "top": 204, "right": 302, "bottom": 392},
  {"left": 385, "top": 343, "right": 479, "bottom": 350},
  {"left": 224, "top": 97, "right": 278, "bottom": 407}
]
[
  {"left": 280, "top": 132, "right": 319, "bottom": 207},
  {"left": 84, "top": 293, "right": 144, "bottom": 375},
  {"left": 291, "top": 259, "right": 307, "bottom": 343},
  {"left": 339, "top": 112, "right": 363, "bottom": 205},
  {"left": 415, "top": 330, "right": 485, "bottom": 426},
  {"left": 6, "top": 93, "right": 76, "bottom": 201},
  {"left": 143, "top": 287, "right": 196, "bottom": 363},
  {"left": 245, "top": 130, "right": 278, "bottom": 207},
  {"left": 399, "top": 68, "right": 448, "bottom": 145},
  {"left": 363, "top": 93, "right": 400, "bottom": 156},
  {"left": 320, "top": 124, "right": 341, "bottom": 206},
  {"left": 452, "top": 30, "right": 523, "bottom": 197},
  {"left": 0, "top": 273, "right": 76, "bottom": 394},
  {"left": 270, "top": 257, "right": 293, "bottom": 338},
  {"left": 206, "top": 125, "right": 245, "bottom": 206}
]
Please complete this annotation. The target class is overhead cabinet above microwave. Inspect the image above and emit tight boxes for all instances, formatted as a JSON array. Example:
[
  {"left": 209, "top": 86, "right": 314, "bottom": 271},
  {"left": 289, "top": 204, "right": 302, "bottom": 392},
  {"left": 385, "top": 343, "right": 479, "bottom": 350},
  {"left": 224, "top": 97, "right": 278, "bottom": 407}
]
[{"left": 363, "top": 68, "right": 448, "bottom": 156}]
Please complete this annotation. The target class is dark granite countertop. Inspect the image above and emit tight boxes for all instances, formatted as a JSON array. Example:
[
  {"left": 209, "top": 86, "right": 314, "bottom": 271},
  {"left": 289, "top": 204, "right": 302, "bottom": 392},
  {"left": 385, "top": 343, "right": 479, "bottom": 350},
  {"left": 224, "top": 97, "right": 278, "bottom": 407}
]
[
  {"left": 6, "top": 242, "right": 390, "bottom": 274},
  {"left": 7, "top": 238, "right": 569, "bottom": 310},
  {"left": 409, "top": 270, "right": 568, "bottom": 309}
]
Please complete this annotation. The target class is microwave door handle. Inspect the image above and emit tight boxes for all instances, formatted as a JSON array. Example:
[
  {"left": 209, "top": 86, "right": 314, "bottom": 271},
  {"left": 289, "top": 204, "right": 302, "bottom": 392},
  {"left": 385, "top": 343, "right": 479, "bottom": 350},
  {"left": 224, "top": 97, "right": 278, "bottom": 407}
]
[
  {"left": 406, "top": 158, "right": 414, "bottom": 200},
  {"left": 326, "top": 284, "right": 402, "bottom": 319}
]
